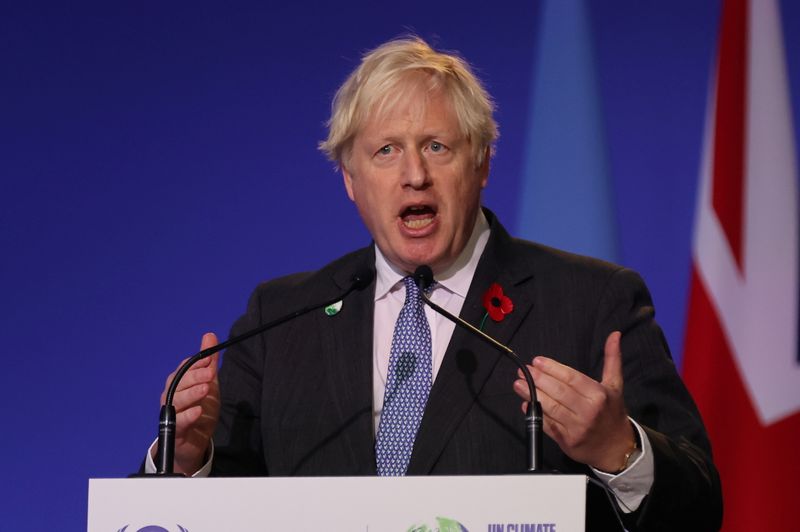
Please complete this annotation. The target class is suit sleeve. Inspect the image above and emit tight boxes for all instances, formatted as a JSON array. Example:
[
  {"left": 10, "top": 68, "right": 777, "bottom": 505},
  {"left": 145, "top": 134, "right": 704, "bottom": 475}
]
[
  {"left": 210, "top": 285, "right": 270, "bottom": 476},
  {"left": 590, "top": 268, "right": 722, "bottom": 531}
]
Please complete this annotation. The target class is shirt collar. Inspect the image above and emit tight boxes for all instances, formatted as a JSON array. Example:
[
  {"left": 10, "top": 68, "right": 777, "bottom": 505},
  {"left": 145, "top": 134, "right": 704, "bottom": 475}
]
[{"left": 373, "top": 209, "right": 491, "bottom": 301}]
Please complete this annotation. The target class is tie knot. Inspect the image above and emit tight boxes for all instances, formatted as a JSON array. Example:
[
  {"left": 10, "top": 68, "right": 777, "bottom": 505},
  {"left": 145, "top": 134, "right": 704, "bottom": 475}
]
[
  {"left": 402, "top": 276, "right": 420, "bottom": 309},
  {"left": 402, "top": 275, "right": 434, "bottom": 304},
  {"left": 402, "top": 275, "right": 419, "bottom": 295}
]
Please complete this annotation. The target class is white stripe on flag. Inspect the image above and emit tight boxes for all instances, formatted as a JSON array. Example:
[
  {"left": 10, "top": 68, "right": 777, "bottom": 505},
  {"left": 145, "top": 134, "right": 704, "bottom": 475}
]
[{"left": 694, "top": 0, "right": 800, "bottom": 425}]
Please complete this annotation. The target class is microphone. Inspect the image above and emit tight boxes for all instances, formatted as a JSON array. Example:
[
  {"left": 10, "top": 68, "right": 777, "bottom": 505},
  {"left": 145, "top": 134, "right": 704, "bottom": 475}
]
[
  {"left": 413, "top": 265, "right": 544, "bottom": 472},
  {"left": 154, "top": 266, "right": 376, "bottom": 475}
]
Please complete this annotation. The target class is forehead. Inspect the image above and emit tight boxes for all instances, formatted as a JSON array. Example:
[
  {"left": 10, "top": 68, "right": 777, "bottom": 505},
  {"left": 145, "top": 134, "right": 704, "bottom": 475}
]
[{"left": 360, "top": 79, "right": 460, "bottom": 137}]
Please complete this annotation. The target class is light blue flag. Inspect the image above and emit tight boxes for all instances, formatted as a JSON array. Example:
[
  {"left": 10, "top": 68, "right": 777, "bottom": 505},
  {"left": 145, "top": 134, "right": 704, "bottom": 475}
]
[{"left": 517, "top": 0, "right": 618, "bottom": 263}]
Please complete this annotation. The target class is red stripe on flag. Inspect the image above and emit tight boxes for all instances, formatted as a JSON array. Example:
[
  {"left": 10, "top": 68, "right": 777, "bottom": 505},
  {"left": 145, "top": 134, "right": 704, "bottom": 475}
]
[
  {"left": 711, "top": 0, "right": 748, "bottom": 272},
  {"left": 683, "top": 269, "right": 800, "bottom": 531}
]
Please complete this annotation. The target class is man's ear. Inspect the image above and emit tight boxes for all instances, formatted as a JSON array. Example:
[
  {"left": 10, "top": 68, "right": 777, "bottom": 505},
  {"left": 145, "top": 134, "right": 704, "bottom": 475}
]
[{"left": 342, "top": 166, "right": 355, "bottom": 201}]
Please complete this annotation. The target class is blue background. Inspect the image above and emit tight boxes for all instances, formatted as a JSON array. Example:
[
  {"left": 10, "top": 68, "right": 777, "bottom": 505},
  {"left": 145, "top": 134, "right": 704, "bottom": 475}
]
[{"left": 2, "top": 1, "right": 798, "bottom": 529}]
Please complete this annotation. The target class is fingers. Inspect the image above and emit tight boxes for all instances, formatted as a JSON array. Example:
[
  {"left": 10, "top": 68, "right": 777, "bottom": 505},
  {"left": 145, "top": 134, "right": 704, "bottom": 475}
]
[
  {"left": 517, "top": 395, "right": 570, "bottom": 448},
  {"left": 526, "top": 377, "right": 581, "bottom": 429},
  {"left": 532, "top": 357, "right": 598, "bottom": 399},
  {"left": 513, "top": 366, "right": 534, "bottom": 401},
  {"left": 160, "top": 332, "right": 220, "bottom": 406},
  {"left": 512, "top": 340, "right": 624, "bottom": 439},
  {"left": 160, "top": 364, "right": 217, "bottom": 405},
  {"left": 515, "top": 358, "right": 597, "bottom": 414},
  {"left": 513, "top": 365, "right": 579, "bottom": 429},
  {"left": 514, "top": 331, "right": 624, "bottom": 405},
  {"left": 175, "top": 405, "right": 203, "bottom": 427},
  {"left": 601, "top": 331, "right": 623, "bottom": 391},
  {"left": 174, "top": 391, "right": 220, "bottom": 430},
  {"left": 171, "top": 381, "right": 213, "bottom": 411}
]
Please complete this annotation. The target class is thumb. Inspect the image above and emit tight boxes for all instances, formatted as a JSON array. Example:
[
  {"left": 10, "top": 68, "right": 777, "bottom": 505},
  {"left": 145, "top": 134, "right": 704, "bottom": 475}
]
[
  {"left": 197, "top": 332, "right": 220, "bottom": 369},
  {"left": 601, "top": 331, "right": 623, "bottom": 391},
  {"left": 200, "top": 332, "right": 219, "bottom": 351}
]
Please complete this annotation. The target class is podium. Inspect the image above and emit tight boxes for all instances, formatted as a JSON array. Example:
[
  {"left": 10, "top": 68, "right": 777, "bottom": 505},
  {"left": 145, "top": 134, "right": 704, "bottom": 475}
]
[{"left": 88, "top": 474, "right": 587, "bottom": 531}]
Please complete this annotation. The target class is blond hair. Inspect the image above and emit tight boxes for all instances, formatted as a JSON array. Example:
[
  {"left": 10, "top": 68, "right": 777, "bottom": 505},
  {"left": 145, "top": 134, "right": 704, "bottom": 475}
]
[{"left": 319, "top": 37, "right": 498, "bottom": 168}]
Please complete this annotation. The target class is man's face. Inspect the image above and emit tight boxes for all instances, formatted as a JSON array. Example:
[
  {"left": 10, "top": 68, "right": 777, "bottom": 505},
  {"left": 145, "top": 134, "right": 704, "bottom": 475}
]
[{"left": 342, "top": 84, "right": 488, "bottom": 274}]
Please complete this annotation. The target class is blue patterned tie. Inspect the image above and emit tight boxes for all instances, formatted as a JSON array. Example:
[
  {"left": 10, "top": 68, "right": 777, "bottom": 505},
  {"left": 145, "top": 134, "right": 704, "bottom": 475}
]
[{"left": 375, "top": 276, "right": 433, "bottom": 476}]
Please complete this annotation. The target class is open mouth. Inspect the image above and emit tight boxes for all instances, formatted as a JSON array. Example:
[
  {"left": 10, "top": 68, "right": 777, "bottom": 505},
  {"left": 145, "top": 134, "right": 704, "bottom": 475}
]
[{"left": 400, "top": 205, "right": 437, "bottom": 229}]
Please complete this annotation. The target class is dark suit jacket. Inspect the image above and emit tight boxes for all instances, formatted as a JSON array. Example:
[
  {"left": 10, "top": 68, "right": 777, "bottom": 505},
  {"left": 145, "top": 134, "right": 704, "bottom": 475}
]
[{"left": 213, "top": 211, "right": 722, "bottom": 531}]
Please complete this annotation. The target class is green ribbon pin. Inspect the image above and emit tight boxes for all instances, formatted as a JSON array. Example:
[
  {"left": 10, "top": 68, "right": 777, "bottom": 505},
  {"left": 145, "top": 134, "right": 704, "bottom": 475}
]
[{"left": 324, "top": 300, "right": 342, "bottom": 316}]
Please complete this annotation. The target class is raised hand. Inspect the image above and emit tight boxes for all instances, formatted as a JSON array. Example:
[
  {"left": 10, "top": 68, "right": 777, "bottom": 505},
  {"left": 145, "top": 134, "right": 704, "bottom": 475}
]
[
  {"left": 154, "top": 332, "right": 221, "bottom": 475},
  {"left": 513, "top": 331, "right": 636, "bottom": 473}
]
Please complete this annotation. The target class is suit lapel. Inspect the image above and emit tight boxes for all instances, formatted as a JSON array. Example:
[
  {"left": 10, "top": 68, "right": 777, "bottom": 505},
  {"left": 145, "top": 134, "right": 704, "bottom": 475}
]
[
  {"left": 318, "top": 248, "right": 378, "bottom": 474},
  {"left": 408, "top": 213, "right": 536, "bottom": 474}
]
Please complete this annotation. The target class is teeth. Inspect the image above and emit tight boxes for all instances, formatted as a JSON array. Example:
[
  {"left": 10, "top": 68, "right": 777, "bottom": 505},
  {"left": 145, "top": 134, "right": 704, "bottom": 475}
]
[{"left": 404, "top": 217, "right": 433, "bottom": 229}]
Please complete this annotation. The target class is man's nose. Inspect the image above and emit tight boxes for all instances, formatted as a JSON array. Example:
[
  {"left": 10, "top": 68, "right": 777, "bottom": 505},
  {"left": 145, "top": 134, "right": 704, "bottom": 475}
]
[{"left": 402, "top": 150, "right": 431, "bottom": 189}]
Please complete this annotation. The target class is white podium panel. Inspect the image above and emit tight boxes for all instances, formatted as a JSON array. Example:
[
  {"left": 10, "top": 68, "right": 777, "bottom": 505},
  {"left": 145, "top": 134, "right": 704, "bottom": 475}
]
[{"left": 89, "top": 474, "right": 586, "bottom": 531}]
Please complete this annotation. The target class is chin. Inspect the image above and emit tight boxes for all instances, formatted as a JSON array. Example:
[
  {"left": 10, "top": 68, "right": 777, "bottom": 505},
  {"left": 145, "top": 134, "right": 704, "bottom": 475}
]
[
  {"left": 391, "top": 239, "right": 453, "bottom": 273},
  {"left": 410, "top": 256, "right": 449, "bottom": 275}
]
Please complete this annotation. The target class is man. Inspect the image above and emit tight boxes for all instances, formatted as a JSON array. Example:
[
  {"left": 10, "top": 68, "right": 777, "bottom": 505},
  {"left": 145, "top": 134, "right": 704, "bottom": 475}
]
[{"left": 148, "top": 37, "right": 722, "bottom": 530}]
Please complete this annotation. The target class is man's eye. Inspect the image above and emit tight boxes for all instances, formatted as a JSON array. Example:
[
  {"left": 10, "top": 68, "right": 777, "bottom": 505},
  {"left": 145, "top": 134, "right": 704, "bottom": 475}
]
[
  {"left": 378, "top": 145, "right": 392, "bottom": 155},
  {"left": 430, "top": 141, "right": 445, "bottom": 152}
]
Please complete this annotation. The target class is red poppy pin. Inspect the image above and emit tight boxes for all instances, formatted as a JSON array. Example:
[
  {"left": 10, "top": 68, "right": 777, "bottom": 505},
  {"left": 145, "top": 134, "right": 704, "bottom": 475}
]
[{"left": 480, "top": 283, "right": 514, "bottom": 328}]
